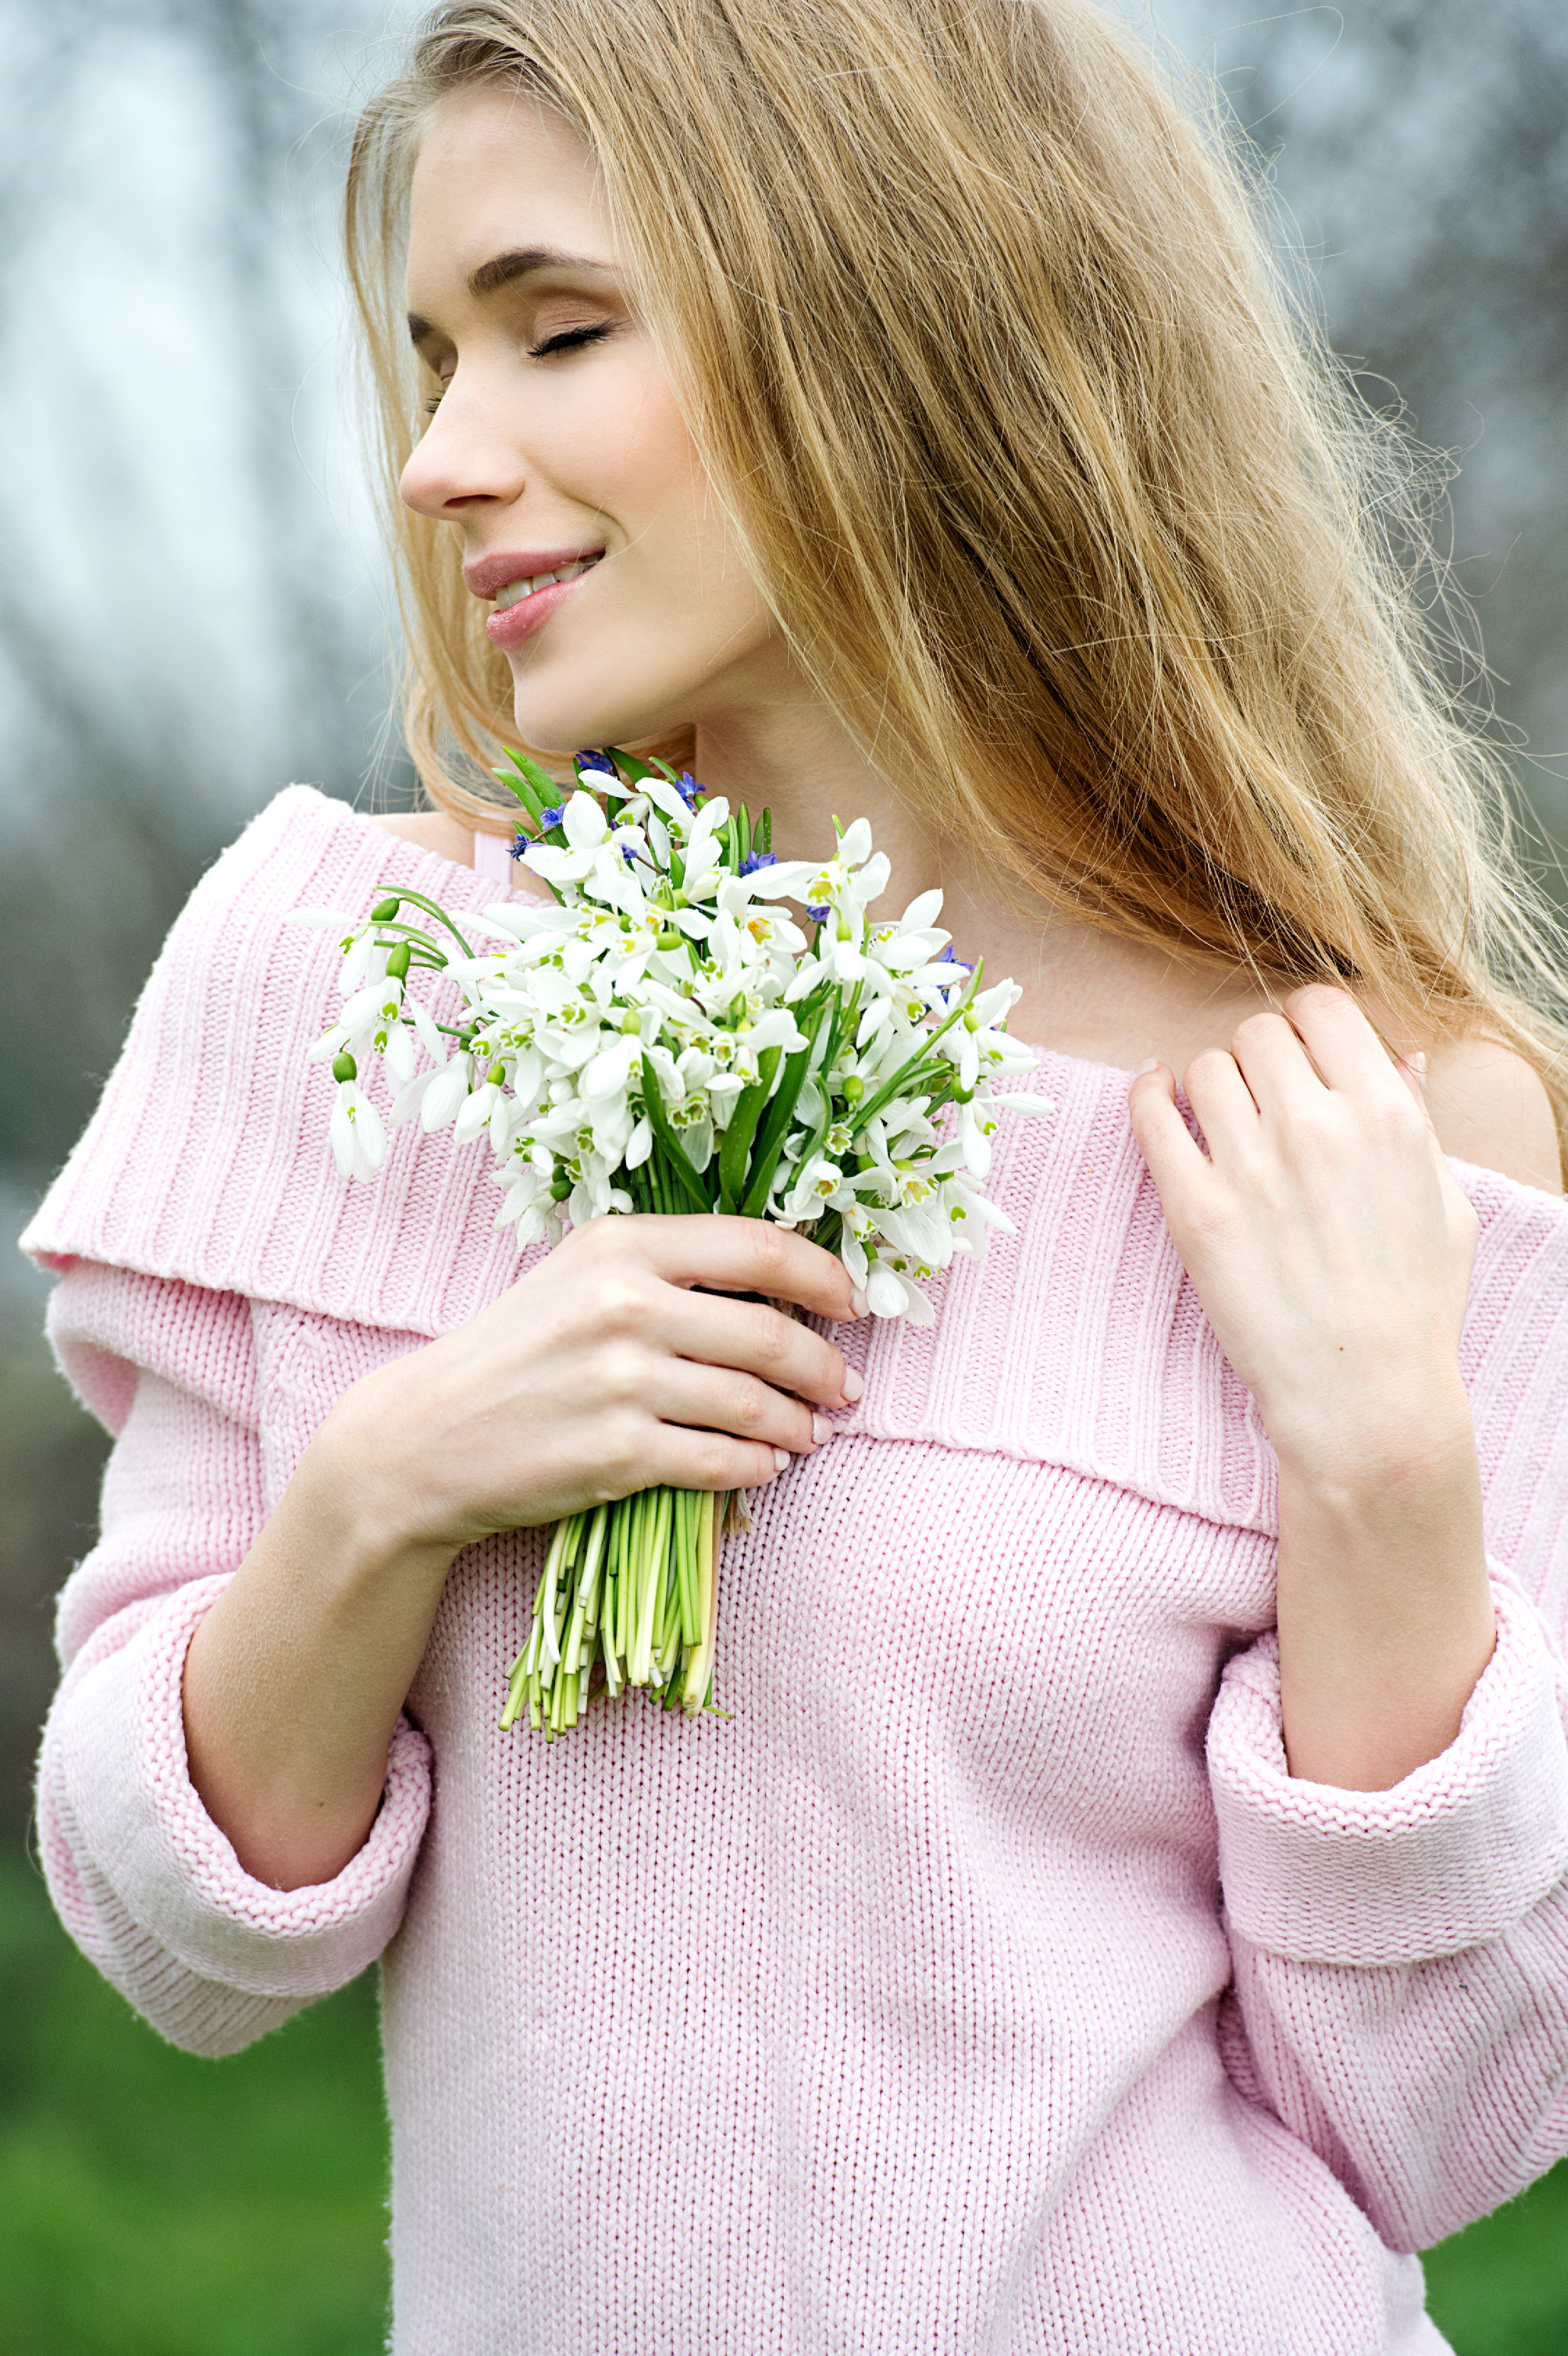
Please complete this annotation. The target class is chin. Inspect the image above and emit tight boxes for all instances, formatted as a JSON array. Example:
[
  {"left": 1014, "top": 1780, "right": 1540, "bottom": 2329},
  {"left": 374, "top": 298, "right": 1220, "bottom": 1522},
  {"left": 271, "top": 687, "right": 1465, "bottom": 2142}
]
[{"left": 507, "top": 660, "right": 686, "bottom": 763}]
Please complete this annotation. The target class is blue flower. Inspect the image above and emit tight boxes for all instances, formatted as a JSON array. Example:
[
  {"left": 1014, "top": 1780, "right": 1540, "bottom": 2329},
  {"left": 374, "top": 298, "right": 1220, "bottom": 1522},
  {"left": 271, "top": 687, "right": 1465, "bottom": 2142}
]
[
  {"left": 575, "top": 749, "right": 615, "bottom": 775},
  {"left": 509, "top": 830, "right": 530, "bottom": 860},
  {"left": 675, "top": 770, "right": 701, "bottom": 808},
  {"left": 539, "top": 804, "right": 566, "bottom": 832},
  {"left": 738, "top": 850, "right": 778, "bottom": 877},
  {"left": 621, "top": 843, "right": 637, "bottom": 864},
  {"left": 806, "top": 902, "right": 831, "bottom": 921},
  {"left": 936, "top": 943, "right": 970, "bottom": 969}
]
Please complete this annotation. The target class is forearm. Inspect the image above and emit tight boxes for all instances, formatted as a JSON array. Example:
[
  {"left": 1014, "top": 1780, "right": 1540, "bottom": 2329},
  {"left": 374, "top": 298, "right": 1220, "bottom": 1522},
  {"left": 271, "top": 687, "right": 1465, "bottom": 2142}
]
[
  {"left": 1275, "top": 1387, "right": 1496, "bottom": 1790},
  {"left": 182, "top": 1444, "right": 457, "bottom": 1892}
]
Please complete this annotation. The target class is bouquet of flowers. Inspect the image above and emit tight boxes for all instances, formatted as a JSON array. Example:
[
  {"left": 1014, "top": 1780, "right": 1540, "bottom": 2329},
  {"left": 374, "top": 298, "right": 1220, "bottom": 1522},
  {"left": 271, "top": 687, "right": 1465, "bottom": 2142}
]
[{"left": 297, "top": 747, "right": 1051, "bottom": 1740}]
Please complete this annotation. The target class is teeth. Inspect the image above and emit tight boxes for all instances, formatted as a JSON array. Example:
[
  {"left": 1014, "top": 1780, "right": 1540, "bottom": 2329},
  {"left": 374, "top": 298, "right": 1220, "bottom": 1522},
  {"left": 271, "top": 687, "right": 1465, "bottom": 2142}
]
[{"left": 493, "top": 555, "right": 601, "bottom": 611}]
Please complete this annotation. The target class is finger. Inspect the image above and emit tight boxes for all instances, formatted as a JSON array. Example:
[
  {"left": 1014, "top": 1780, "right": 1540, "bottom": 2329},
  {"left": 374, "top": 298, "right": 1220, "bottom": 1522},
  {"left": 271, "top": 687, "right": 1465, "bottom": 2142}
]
[
  {"left": 1226, "top": 1009, "right": 1324, "bottom": 1118},
  {"left": 659, "top": 1287, "right": 855, "bottom": 1409},
  {"left": 635, "top": 1420, "right": 800, "bottom": 1499},
  {"left": 642, "top": 1353, "right": 834, "bottom": 1455},
  {"left": 615, "top": 1213, "right": 863, "bottom": 1322},
  {"left": 1128, "top": 1063, "right": 1209, "bottom": 1191},
  {"left": 1179, "top": 1045, "right": 1262, "bottom": 1159},
  {"left": 1280, "top": 985, "right": 1409, "bottom": 1102}
]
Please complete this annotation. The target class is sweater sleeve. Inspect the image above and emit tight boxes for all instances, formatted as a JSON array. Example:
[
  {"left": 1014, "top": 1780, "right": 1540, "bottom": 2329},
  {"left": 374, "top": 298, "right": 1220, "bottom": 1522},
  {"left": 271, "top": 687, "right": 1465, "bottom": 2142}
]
[
  {"left": 1207, "top": 1173, "right": 1568, "bottom": 2251},
  {"left": 35, "top": 1262, "right": 432, "bottom": 2060}
]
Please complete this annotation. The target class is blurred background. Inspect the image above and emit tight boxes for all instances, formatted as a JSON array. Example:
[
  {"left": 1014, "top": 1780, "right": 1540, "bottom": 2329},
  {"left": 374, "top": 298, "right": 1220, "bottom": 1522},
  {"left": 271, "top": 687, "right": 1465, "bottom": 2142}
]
[{"left": 1, "top": 2, "right": 1564, "bottom": 2348}]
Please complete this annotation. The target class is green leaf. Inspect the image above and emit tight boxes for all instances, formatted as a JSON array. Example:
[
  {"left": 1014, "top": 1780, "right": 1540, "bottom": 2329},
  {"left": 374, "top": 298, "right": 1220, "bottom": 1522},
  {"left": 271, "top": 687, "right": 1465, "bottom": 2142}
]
[
  {"left": 848, "top": 974, "right": 977, "bottom": 1139},
  {"left": 493, "top": 750, "right": 551, "bottom": 822},
  {"left": 602, "top": 744, "right": 655, "bottom": 785},
  {"left": 716, "top": 1044, "right": 781, "bottom": 1212},
  {"left": 737, "top": 991, "right": 833, "bottom": 1217},
  {"left": 639, "top": 1058, "right": 713, "bottom": 1212}
]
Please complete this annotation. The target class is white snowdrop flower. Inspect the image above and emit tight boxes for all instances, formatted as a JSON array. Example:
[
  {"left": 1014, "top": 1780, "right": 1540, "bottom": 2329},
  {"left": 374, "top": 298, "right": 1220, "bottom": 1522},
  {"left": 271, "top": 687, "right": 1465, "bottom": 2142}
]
[
  {"left": 339, "top": 932, "right": 390, "bottom": 996},
  {"left": 289, "top": 906, "right": 360, "bottom": 931},
  {"left": 420, "top": 1058, "right": 474, "bottom": 1133},
  {"left": 960, "top": 1099, "right": 996, "bottom": 1178},
  {"left": 581, "top": 1035, "right": 642, "bottom": 1102},
  {"left": 330, "top": 1082, "right": 386, "bottom": 1183},
  {"left": 383, "top": 1023, "right": 419, "bottom": 1089},
  {"left": 896, "top": 887, "right": 944, "bottom": 932},
  {"left": 454, "top": 1082, "right": 503, "bottom": 1146},
  {"left": 864, "top": 1263, "right": 912, "bottom": 1318}
]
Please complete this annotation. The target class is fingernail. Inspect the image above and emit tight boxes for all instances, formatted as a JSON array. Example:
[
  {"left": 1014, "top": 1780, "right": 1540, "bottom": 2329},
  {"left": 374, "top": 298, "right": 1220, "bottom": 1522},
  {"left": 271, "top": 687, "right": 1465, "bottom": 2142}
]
[
  {"left": 812, "top": 1411, "right": 833, "bottom": 1444},
  {"left": 850, "top": 1287, "right": 868, "bottom": 1318},
  {"left": 841, "top": 1368, "right": 864, "bottom": 1402},
  {"left": 1133, "top": 1057, "right": 1159, "bottom": 1077},
  {"left": 773, "top": 1447, "right": 790, "bottom": 1472}
]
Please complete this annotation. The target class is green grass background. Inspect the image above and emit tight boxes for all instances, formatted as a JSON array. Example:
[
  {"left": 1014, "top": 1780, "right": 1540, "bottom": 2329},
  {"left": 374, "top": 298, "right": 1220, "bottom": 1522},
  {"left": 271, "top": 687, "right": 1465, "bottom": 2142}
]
[{"left": 1, "top": 1848, "right": 1564, "bottom": 2355}]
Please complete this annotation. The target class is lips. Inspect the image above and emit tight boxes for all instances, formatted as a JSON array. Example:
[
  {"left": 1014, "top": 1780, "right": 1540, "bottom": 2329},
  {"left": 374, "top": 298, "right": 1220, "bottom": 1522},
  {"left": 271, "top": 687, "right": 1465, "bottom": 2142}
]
[
  {"left": 493, "top": 554, "right": 601, "bottom": 611},
  {"left": 467, "top": 545, "right": 606, "bottom": 651},
  {"left": 465, "top": 546, "right": 605, "bottom": 601},
  {"left": 484, "top": 556, "right": 604, "bottom": 650}
]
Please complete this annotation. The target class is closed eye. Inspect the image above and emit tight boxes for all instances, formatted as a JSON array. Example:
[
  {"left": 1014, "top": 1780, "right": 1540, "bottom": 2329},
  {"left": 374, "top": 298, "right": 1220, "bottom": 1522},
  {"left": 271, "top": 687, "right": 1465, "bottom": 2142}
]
[
  {"left": 529, "top": 322, "right": 614, "bottom": 360},
  {"left": 422, "top": 319, "right": 617, "bottom": 416}
]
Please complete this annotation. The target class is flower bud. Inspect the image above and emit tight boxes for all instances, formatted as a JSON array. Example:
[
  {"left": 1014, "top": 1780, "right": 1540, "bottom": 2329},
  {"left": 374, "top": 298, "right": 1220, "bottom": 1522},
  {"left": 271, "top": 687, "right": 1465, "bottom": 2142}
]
[
  {"left": 371, "top": 897, "right": 401, "bottom": 923},
  {"left": 386, "top": 941, "right": 412, "bottom": 980},
  {"left": 842, "top": 1074, "right": 864, "bottom": 1105},
  {"left": 332, "top": 1050, "right": 358, "bottom": 1083}
]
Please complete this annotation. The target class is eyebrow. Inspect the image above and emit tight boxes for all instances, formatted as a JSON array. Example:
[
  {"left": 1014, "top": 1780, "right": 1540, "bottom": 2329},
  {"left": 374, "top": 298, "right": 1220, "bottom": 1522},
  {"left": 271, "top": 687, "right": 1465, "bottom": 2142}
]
[{"left": 406, "top": 246, "right": 615, "bottom": 349}]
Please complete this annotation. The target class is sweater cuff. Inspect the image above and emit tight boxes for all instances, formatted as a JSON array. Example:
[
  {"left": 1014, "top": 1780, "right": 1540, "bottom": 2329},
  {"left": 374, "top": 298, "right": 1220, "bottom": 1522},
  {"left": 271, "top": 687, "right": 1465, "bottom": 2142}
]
[
  {"left": 56, "top": 1574, "right": 431, "bottom": 1997},
  {"left": 1209, "top": 1573, "right": 1568, "bottom": 1967}
]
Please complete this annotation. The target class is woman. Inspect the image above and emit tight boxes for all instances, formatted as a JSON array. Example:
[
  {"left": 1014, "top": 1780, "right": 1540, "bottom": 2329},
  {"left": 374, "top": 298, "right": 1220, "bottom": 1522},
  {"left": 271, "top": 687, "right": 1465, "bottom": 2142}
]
[{"left": 26, "top": 1, "right": 1568, "bottom": 2347}]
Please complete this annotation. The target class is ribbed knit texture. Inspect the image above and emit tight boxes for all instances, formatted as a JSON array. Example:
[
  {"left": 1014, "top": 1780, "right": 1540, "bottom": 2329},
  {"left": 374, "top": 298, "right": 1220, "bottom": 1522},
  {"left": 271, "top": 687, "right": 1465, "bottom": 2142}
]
[{"left": 23, "top": 786, "right": 1568, "bottom": 2354}]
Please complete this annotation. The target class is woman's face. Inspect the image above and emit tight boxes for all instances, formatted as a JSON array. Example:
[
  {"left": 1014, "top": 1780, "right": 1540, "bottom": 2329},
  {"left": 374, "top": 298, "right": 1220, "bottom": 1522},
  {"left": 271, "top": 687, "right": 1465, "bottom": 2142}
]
[{"left": 400, "top": 83, "right": 781, "bottom": 756}]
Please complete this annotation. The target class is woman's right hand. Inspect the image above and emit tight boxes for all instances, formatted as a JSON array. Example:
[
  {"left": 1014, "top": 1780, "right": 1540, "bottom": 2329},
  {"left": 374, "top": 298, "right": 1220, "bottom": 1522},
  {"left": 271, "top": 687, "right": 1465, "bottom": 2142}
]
[
  {"left": 183, "top": 1216, "right": 860, "bottom": 1891},
  {"left": 319, "top": 1213, "right": 864, "bottom": 1563}
]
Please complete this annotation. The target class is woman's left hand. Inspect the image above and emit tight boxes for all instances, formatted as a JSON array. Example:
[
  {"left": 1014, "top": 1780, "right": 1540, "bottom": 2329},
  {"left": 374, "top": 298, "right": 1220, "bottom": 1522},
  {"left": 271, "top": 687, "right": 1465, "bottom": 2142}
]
[
  {"left": 1129, "top": 986, "right": 1497, "bottom": 1790},
  {"left": 1128, "top": 986, "right": 1477, "bottom": 1467}
]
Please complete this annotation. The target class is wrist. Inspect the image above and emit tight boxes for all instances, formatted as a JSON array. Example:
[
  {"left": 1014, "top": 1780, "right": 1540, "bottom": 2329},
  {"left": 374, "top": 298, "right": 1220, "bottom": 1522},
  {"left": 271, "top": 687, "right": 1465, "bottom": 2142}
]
[
  {"left": 296, "top": 1401, "right": 461, "bottom": 1597},
  {"left": 1268, "top": 1375, "right": 1477, "bottom": 1505}
]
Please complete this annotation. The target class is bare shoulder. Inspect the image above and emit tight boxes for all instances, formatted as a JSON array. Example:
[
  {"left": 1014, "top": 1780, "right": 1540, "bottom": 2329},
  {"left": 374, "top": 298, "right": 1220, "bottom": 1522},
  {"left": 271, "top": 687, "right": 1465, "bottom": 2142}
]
[
  {"left": 1421, "top": 1036, "right": 1563, "bottom": 1194},
  {"left": 364, "top": 808, "right": 555, "bottom": 909},
  {"left": 366, "top": 809, "right": 479, "bottom": 869}
]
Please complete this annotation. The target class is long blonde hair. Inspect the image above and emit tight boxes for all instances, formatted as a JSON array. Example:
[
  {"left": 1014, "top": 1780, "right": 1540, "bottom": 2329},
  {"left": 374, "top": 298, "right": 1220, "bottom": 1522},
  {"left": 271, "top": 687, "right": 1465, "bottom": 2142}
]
[{"left": 346, "top": 0, "right": 1568, "bottom": 1134}]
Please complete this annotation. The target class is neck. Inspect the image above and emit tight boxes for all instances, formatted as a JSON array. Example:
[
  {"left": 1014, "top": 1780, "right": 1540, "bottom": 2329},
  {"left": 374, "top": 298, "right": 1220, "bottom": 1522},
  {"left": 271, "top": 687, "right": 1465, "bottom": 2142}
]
[
  {"left": 684, "top": 687, "right": 1266, "bottom": 1070},
  {"left": 689, "top": 689, "right": 1054, "bottom": 1020},
  {"left": 690, "top": 700, "right": 923, "bottom": 891}
]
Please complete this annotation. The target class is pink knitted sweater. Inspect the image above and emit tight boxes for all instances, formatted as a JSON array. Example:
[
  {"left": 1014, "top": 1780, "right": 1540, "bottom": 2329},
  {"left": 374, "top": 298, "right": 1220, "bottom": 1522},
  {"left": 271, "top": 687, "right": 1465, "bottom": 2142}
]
[{"left": 24, "top": 786, "right": 1568, "bottom": 2355}]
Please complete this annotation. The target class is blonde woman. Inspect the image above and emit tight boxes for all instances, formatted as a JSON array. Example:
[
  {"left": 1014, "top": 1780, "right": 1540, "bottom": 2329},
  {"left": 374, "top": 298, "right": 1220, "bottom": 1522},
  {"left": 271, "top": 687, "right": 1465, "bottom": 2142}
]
[{"left": 26, "top": 2, "right": 1568, "bottom": 2348}]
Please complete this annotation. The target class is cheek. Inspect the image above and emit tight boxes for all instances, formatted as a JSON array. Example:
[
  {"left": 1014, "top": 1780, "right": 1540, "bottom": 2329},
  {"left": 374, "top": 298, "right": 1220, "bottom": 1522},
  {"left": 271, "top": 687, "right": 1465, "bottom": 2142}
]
[{"left": 568, "top": 357, "right": 745, "bottom": 582}]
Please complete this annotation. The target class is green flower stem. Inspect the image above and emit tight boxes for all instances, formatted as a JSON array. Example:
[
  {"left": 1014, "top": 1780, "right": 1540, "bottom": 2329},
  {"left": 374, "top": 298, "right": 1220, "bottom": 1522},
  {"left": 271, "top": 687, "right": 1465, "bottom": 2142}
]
[
  {"left": 681, "top": 1492, "right": 721, "bottom": 1714},
  {"left": 369, "top": 888, "right": 477, "bottom": 961},
  {"left": 630, "top": 1487, "right": 672, "bottom": 1683},
  {"left": 847, "top": 966, "right": 980, "bottom": 1140}
]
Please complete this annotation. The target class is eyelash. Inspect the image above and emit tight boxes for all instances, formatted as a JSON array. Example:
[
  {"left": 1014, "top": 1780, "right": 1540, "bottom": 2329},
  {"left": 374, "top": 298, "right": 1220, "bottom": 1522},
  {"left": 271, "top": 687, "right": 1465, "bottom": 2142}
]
[{"left": 423, "top": 321, "right": 613, "bottom": 413}]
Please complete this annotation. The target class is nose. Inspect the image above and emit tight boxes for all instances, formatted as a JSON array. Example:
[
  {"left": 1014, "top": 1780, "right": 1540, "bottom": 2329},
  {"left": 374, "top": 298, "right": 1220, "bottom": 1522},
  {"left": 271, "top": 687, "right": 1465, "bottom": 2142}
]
[{"left": 398, "top": 371, "right": 527, "bottom": 519}]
